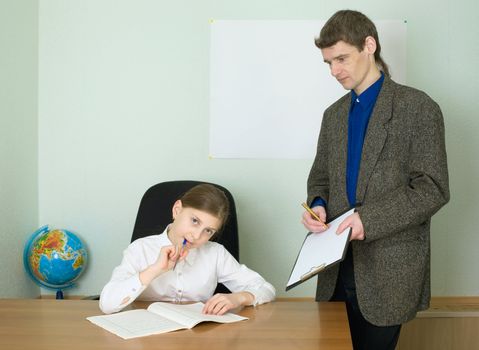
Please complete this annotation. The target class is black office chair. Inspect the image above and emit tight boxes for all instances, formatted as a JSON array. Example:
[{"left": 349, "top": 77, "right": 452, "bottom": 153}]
[
  {"left": 84, "top": 180, "right": 239, "bottom": 300},
  {"left": 130, "top": 180, "right": 239, "bottom": 293}
]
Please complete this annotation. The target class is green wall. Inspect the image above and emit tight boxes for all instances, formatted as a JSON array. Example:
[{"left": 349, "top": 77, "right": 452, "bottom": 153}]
[
  {"left": 2, "top": 0, "right": 478, "bottom": 298},
  {"left": 0, "top": 0, "right": 39, "bottom": 298}
]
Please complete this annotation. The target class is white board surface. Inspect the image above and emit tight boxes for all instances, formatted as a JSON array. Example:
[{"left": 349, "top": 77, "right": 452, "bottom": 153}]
[{"left": 209, "top": 20, "right": 407, "bottom": 159}]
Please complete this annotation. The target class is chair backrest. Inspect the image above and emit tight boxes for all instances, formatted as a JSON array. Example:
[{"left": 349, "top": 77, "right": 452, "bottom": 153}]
[
  {"left": 131, "top": 180, "right": 239, "bottom": 262},
  {"left": 83, "top": 181, "right": 238, "bottom": 300},
  {"left": 131, "top": 181, "right": 239, "bottom": 294}
]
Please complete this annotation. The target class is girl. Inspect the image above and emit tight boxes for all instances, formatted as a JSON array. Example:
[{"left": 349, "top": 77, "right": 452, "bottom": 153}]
[{"left": 99, "top": 184, "right": 275, "bottom": 315}]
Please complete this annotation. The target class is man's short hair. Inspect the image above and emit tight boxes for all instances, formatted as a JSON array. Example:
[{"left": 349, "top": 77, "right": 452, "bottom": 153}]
[{"left": 315, "top": 10, "right": 390, "bottom": 76}]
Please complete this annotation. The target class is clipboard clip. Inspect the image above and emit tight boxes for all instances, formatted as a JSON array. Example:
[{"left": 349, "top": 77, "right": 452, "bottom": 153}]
[{"left": 300, "top": 263, "right": 326, "bottom": 281}]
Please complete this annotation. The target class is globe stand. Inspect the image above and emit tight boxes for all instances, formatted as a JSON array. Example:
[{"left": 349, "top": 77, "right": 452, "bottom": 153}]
[{"left": 56, "top": 290, "right": 64, "bottom": 300}]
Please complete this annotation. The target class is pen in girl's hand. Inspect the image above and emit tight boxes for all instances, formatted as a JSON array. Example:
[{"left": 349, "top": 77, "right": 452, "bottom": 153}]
[
  {"left": 301, "top": 202, "right": 328, "bottom": 229},
  {"left": 173, "top": 239, "right": 187, "bottom": 270}
]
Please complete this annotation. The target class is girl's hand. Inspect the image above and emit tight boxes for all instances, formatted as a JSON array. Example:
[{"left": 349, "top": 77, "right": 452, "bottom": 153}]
[
  {"left": 155, "top": 245, "right": 184, "bottom": 271},
  {"left": 202, "top": 292, "right": 254, "bottom": 315},
  {"left": 139, "top": 245, "right": 188, "bottom": 286}
]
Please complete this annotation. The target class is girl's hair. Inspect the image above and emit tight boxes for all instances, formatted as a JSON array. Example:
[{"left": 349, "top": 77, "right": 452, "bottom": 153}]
[
  {"left": 315, "top": 10, "right": 390, "bottom": 77},
  {"left": 180, "top": 184, "right": 230, "bottom": 230}
]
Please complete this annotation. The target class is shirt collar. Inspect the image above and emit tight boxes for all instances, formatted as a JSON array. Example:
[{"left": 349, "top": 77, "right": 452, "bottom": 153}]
[
  {"left": 351, "top": 71, "right": 385, "bottom": 109},
  {"left": 159, "top": 226, "right": 197, "bottom": 266}
]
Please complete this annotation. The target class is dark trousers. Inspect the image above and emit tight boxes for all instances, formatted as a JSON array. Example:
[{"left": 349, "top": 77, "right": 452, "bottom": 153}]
[{"left": 331, "top": 246, "right": 402, "bottom": 350}]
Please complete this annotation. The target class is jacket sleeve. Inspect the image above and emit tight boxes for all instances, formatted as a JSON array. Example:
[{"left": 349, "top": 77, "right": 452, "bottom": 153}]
[{"left": 307, "top": 111, "right": 331, "bottom": 206}]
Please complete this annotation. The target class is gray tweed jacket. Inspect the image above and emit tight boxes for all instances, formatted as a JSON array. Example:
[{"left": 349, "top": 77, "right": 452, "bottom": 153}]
[{"left": 307, "top": 77, "right": 450, "bottom": 326}]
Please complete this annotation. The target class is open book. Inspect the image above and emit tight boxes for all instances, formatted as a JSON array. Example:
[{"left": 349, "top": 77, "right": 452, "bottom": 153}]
[{"left": 87, "top": 302, "right": 248, "bottom": 339}]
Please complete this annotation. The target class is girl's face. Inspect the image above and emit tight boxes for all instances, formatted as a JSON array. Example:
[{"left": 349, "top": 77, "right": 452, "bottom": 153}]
[{"left": 169, "top": 200, "right": 221, "bottom": 249}]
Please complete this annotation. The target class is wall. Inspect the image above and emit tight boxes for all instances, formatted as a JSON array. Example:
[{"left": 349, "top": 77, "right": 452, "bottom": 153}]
[
  {"left": 0, "top": 0, "right": 39, "bottom": 298},
  {"left": 36, "top": 0, "right": 478, "bottom": 297}
]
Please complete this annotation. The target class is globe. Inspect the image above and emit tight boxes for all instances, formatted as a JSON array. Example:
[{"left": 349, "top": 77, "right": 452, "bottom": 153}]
[{"left": 23, "top": 225, "right": 88, "bottom": 299}]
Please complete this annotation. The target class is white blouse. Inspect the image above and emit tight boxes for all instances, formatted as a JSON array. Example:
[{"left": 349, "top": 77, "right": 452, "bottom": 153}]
[{"left": 99, "top": 229, "right": 276, "bottom": 314}]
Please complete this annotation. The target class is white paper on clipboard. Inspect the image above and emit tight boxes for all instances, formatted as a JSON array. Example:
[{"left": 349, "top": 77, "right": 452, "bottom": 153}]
[{"left": 286, "top": 208, "right": 355, "bottom": 291}]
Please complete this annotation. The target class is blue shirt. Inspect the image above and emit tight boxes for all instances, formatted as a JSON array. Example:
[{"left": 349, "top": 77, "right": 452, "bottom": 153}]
[
  {"left": 346, "top": 73, "right": 384, "bottom": 207},
  {"left": 311, "top": 73, "right": 384, "bottom": 209}
]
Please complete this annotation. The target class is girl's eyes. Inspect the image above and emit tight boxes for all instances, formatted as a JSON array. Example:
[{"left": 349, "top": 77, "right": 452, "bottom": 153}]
[
  {"left": 205, "top": 229, "right": 215, "bottom": 236},
  {"left": 190, "top": 216, "right": 216, "bottom": 236}
]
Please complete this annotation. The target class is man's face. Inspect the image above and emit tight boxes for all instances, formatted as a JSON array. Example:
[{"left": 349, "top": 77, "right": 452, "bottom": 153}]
[{"left": 321, "top": 40, "right": 375, "bottom": 95}]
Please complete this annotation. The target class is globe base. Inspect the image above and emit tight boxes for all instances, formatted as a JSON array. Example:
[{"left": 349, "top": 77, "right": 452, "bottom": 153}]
[{"left": 56, "top": 290, "right": 64, "bottom": 300}]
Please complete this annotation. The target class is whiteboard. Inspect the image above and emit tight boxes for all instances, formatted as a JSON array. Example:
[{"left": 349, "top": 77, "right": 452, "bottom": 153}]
[{"left": 209, "top": 20, "right": 407, "bottom": 159}]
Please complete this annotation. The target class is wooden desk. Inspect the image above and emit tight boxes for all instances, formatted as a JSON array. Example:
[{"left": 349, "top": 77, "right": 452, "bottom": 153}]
[{"left": 0, "top": 299, "right": 352, "bottom": 350}]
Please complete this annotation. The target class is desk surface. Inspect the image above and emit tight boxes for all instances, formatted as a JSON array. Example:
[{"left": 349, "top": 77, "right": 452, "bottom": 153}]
[{"left": 0, "top": 299, "right": 352, "bottom": 350}]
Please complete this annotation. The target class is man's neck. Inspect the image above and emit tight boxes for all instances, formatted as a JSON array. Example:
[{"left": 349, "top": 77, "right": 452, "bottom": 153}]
[{"left": 354, "top": 67, "right": 382, "bottom": 95}]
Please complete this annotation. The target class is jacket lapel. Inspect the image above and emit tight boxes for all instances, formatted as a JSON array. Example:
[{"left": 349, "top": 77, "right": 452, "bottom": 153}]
[{"left": 355, "top": 78, "right": 395, "bottom": 204}]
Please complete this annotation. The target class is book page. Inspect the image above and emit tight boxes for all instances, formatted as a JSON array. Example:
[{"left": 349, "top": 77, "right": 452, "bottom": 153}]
[
  {"left": 87, "top": 302, "right": 248, "bottom": 340},
  {"left": 147, "top": 302, "right": 248, "bottom": 329},
  {"left": 87, "top": 309, "right": 185, "bottom": 339}
]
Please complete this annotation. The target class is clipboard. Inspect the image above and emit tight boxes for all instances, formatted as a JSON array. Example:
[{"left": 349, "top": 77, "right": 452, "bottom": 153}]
[{"left": 285, "top": 208, "right": 355, "bottom": 291}]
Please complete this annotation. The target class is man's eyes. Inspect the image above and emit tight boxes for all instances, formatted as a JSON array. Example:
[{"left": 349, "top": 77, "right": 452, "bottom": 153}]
[{"left": 324, "top": 56, "right": 347, "bottom": 66}]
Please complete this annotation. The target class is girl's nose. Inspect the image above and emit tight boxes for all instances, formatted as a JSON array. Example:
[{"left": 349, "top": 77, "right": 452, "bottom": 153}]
[{"left": 192, "top": 227, "right": 203, "bottom": 240}]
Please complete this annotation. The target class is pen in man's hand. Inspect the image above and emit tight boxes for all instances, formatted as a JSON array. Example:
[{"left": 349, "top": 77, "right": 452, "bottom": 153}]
[
  {"left": 173, "top": 238, "right": 187, "bottom": 270},
  {"left": 301, "top": 202, "right": 328, "bottom": 229}
]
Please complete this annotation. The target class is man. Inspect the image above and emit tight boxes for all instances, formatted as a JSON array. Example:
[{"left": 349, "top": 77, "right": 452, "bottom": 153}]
[{"left": 302, "top": 10, "right": 449, "bottom": 350}]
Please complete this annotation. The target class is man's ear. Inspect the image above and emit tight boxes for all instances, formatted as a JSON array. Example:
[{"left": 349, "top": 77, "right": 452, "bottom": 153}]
[{"left": 364, "top": 36, "right": 377, "bottom": 54}]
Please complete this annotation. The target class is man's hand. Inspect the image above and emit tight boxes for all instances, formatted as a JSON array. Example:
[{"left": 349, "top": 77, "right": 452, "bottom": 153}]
[
  {"left": 202, "top": 292, "right": 254, "bottom": 315},
  {"left": 337, "top": 212, "right": 365, "bottom": 240},
  {"left": 302, "top": 206, "right": 328, "bottom": 233}
]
